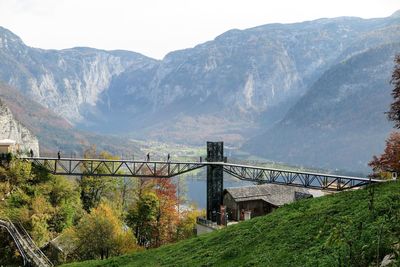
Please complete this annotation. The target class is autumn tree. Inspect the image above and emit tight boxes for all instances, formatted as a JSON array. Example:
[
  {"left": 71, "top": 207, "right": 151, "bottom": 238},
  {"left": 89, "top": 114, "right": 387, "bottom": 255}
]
[
  {"left": 153, "top": 178, "right": 179, "bottom": 247},
  {"left": 0, "top": 158, "right": 82, "bottom": 251},
  {"left": 369, "top": 132, "right": 400, "bottom": 178},
  {"left": 126, "top": 176, "right": 185, "bottom": 248},
  {"left": 79, "top": 147, "right": 119, "bottom": 212},
  {"left": 370, "top": 54, "right": 400, "bottom": 177},
  {"left": 176, "top": 205, "right": 204, "bottom": 240},
  {"left": 387, "top": 54, "right": 400, "bottom": 127},
  {"left": 126, "top": 192, "right": 159, "bottom": 247},
  {"left": 73, "top": 203, "right": 137, "bottom": 260}
]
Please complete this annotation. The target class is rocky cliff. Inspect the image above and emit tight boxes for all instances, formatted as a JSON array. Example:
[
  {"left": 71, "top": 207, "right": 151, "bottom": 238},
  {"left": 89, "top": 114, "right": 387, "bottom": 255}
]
[
  {"left": 0, "top": 99, "right": 39, "bottom": 155},
  {"left": 0, "top": 27, "right": 158, "bottom": 123},
  {"left": 86, "top": 13, "right": 400, "bottom": 143}
]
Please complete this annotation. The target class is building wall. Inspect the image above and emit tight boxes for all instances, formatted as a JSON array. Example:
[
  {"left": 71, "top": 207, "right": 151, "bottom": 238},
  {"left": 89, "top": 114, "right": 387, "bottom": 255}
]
[
  {"left": 196, "top": 223, "right": 216, "bottom": 235},
  {"left": 224, "top": 192, "right": 277, "bottom": 221},
  {"left": 238, "top": 200, "right": 274, "bottom": 219},
  {"left": 0, "top": 145, "right": 9, "bottom": 154},
  {"left": 223, "top": 193, "right": 238, "bottom": 220}
]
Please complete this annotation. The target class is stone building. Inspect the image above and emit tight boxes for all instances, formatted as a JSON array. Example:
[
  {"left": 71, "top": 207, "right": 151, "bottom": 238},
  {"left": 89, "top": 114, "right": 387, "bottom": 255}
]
[
  {"left": 0, "top": 139, "right": 17, "bottom": 154},
  {"left": 223, "top": 183, "right": 326, "bottom": 221}
]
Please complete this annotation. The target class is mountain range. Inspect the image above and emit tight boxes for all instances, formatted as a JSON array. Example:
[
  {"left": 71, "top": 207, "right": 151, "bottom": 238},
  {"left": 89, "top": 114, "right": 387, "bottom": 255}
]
[{"left": 0, "top": 11, "right": 399, "bottom": 172}]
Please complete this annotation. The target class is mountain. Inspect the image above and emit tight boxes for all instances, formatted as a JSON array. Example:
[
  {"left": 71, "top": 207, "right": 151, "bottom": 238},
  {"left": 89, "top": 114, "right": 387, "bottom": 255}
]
[
  {"left": 0, "top": 26, "right": 158, "bottom": 123},
  {"left": 0, "top": 98, "right": 39, "bottom": 155},
  {"left": 0, "top": 82, "right": 141, "bottom": 156},
  {"left": 245, "top": 43, "right": 400, "bottom": 172},
  {"left": 0, "top": 13, "right": 399, "bottom": 170},
  {"left": 2, "top": 15, "right": 400, "bottom": 145},
  {"left": 84, "top": 14, "right": 400, "bottom": 144}
]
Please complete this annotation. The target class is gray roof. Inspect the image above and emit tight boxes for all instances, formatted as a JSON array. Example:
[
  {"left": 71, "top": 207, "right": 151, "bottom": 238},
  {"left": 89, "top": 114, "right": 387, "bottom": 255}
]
[{"left": 224, "top": 183, "right": 326, "bottom": 206}]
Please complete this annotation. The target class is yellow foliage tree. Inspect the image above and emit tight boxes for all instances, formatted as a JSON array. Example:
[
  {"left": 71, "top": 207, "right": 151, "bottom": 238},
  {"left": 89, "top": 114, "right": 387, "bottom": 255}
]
[{"left": 74, "top": 202, "right": 137, "bottom": 260}]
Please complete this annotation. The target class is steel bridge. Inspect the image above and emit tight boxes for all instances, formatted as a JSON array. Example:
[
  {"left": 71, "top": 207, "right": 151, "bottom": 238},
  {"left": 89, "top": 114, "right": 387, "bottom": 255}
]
[
  {"left": 24, "top": 157, "right": 380, "bottom": 190},
  {"left": 20, "top": 142, "right": 383, "bottom": 223}
]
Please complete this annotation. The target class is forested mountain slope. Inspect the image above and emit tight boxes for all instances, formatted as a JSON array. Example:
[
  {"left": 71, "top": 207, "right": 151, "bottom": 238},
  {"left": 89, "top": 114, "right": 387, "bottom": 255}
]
[{"left": 245, "top": 43, "right": 399, "bottom": 172}]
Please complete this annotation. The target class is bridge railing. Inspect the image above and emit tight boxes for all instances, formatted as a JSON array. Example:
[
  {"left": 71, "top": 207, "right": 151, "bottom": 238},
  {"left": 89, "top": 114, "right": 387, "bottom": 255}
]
[
  {"left": 15, "top": 221, "right": 54, "bottom": 267},
  {"left": 19, "top": 157, "right": 383, "bottom": 191},
  {"left": 24, "top": 157, "right": 206, "bottom": 178},
  {"left": 0, "top": 218, "right": 29, "bottom": 266},
  {"left": 0, "top": 218, "right": 53, "bottom": 267},
  {"left": 221, "top": 162, "right": 382, "bottom": 190}
]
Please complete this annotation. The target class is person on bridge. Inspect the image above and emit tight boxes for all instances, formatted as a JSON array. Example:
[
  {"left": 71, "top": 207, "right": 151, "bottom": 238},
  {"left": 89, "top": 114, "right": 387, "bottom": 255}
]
[
  {"left": 147, "top": 153, "right": 150, "bottom": 161},
  {"left": 57, "top": 151, "right": 61, "bottom": 160},
  {"left": 29, "top": 149, "right": 34, "bottom": 158}
]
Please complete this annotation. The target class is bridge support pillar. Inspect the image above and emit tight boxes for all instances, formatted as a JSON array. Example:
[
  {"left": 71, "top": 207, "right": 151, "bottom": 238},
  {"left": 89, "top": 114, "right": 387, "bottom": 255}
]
[{"left": 206, "top": 141, "right": 224, "bottom": 223}]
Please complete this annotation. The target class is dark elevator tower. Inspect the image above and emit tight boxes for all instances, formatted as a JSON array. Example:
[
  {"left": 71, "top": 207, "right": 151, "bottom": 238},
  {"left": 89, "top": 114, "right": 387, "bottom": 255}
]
[{"left": 206, "top": 141, "right": 224, "bottom": 222}]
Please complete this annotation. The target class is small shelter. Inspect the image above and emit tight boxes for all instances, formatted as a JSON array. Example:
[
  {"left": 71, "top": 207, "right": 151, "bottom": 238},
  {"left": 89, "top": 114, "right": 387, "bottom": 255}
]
[
  {"left": 223, "top": 183, "right": 326, "bottom": 221},
  {"left": 0, "top": 139, "right": 17, "bottom": 155},
  {"left": 41, "top": 234, "right": 77, "bottom": 264}
]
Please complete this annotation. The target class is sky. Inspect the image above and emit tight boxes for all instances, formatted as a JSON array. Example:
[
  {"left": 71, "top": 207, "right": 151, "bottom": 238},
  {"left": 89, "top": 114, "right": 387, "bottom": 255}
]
[{"left": 0, "top": 0, "right": 399, "bottom": 59}]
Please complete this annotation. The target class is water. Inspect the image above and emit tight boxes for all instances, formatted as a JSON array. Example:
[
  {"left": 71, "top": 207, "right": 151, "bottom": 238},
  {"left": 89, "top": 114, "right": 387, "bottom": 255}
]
[{"left": 185, "top": 176, "right": 255, "bottom": 209}]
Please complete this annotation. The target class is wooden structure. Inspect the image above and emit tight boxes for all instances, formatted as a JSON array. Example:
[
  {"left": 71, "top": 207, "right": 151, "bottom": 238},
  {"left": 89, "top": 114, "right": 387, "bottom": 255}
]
[{"left": 223, "top": 184, "right": 326, "bottom": 221}]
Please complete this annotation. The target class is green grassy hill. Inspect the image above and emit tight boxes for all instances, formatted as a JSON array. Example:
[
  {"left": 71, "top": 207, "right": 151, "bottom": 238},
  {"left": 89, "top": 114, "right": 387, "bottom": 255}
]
[{"left": 63, "top": 181, "right": 400, "bottom": 267}]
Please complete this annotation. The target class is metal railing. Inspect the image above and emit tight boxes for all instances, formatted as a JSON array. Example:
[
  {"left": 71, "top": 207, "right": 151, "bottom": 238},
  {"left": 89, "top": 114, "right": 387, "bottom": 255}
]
[
  {"left": 0, "top": 218, "right": 53, "bottom": 267},
  {"left": 20, "top": 156, "right": 383, "bottom": 191}
]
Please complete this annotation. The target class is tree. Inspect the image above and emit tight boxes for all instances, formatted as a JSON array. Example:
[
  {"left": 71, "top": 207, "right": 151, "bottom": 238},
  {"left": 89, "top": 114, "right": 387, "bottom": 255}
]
[
  {"left": 370, "top": 54, "right": 400, "bottom": 177},
  {"left": 387, "top": 54, "right": 400, "bottom": 127},
  {"left": 176, "top": 205, "right": 204, "bottom": 240},
  {"left": 73, "top": 203, "right": 137, "bottom": 260},
  {"left": 126, "top": 177, "right": 183, "bottom": 248},
  {"left": 126, "top": 192, "right": 159, "bottom": 247},
  {"left": 369, "top": 132, "right": 400, "bottom": 178},
  {"left": 153, "top": 178, "right": 179, "bottom": 247},
  {"left": 79, "top": 147, "right": 119, "bottom": 212},
  {"left": 175, "top": 176, "right": 188, "bottom": 216}
]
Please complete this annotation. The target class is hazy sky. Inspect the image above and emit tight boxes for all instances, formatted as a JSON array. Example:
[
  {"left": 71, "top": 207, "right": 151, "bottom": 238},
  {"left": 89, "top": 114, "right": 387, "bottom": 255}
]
[{"left": 0, "top": 0, "right": 399, "bottom": 59}]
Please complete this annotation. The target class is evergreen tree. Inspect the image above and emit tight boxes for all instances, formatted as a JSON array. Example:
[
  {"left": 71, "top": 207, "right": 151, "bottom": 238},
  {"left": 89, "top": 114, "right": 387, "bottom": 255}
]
[{"left": 387, "top": 55, "right": 400, "bottom": 127}]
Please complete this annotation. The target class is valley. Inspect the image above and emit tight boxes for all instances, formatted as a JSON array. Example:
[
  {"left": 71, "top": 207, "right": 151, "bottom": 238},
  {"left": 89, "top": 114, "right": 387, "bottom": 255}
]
[
  {"left": 1, "top": 12, "right": 400, "bottom": 172},
  {"left": 0, "top": 7, "right": 400, "bottom": 266}
]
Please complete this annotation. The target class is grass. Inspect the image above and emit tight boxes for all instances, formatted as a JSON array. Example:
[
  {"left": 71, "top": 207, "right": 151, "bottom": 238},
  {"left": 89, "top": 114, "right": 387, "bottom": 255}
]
[{"left": 62, "top": 181, "right": 400, "bottom": 267}]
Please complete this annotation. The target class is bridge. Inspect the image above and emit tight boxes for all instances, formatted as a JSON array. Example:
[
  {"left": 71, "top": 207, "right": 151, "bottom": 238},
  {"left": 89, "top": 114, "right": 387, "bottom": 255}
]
[
  {"left": 25, "top": 157, "right": 378, "bottom": 190},
  {"left": 21, "top": 142, "right": 382, "bottom": 223}
]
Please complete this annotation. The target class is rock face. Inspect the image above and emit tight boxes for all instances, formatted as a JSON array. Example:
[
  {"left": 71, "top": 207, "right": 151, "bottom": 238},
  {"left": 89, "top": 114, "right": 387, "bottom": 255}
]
[
  {"left": 0, "top": 99, "right": 39, "bottom": 155},
  {"left": 0, "top": 27, "right": 158, "bottom": 123},
  {"left": 86, "top": 14, "right": 400, "bottom": 143}
]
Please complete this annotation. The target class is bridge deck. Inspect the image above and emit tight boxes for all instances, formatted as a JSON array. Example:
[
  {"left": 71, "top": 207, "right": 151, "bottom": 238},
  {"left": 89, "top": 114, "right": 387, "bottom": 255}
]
[{"left": 20, "top": 157, "right": 382, "bottom": 191}]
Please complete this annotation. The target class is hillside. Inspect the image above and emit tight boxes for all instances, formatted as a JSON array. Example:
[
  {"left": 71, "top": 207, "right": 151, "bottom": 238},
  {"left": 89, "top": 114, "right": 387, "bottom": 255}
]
[
  {"left": 0, "top": 82, "right": 141, "bottom": 155},
  {"left": 63, "top": 181, "right": 400, "bottom": 267},
  {"left": 245, "top": 43, "right": 400, "bottom": 172}
]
